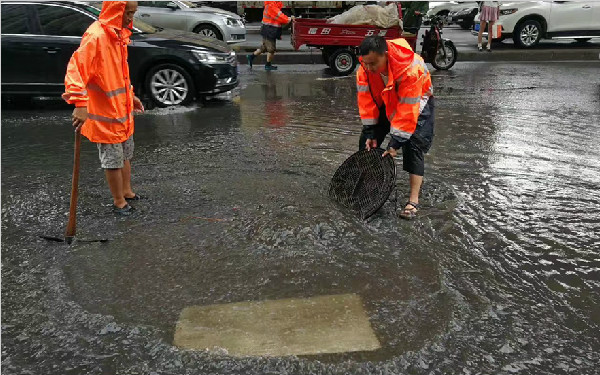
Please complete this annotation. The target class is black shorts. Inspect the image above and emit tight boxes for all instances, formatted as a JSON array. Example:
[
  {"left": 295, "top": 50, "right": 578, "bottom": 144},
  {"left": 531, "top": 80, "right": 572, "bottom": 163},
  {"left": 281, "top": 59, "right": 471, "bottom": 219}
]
[{"left": 358, "top": 97, "right": 435, "bottom": 176}]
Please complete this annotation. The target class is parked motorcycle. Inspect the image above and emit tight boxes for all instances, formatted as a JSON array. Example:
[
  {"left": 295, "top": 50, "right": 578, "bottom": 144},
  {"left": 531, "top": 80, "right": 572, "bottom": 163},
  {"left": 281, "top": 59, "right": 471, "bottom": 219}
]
[{"left": 410, "top": 12, "right": 458, "bottom": 70}]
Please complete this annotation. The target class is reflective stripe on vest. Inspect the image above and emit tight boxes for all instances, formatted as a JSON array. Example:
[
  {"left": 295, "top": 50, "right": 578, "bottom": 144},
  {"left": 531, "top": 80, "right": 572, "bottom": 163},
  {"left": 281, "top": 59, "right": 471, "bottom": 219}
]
[
  {"left": 357, "top": 84, "right": 370, "bottom": 92},
  {"left": 361, "top": 118, "right": 378, "bottom": 126},
  {"left": 88, "top": 112, "right": 131, "bottom": 124},
  {"left": 262, "top": 20, "right": 282, "bottom": 27},
  {"left": 390, "top": 127, "right": 413, "bottom": 139},
  {"left": 398, "top": 96, "right": 421, "bottom": 104},
  {"left": 88, "top": 83, "right": 127, "bottom": 98}
]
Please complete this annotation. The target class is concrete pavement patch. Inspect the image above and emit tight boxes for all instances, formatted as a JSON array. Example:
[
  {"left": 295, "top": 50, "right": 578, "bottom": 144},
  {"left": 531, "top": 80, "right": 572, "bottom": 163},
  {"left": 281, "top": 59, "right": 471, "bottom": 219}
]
[{"left": 173, "top": 293, "right": 381, "bottom": 357}]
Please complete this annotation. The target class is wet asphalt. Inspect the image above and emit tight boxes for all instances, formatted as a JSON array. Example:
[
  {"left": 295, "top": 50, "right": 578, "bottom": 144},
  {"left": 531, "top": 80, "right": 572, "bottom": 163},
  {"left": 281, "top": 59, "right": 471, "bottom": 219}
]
[{"left": 2, "top": 62, "right": 600, "bottom": 374}]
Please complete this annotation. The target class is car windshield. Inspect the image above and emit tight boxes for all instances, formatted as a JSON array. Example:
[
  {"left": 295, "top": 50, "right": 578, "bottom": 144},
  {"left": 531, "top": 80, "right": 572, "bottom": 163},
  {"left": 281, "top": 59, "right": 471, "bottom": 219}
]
[
  {"left": 179, "top": 1, "right": 198, "bottom": 8},
  {"left": 82, "top": 4, "right": 158, "bottom": 34}
]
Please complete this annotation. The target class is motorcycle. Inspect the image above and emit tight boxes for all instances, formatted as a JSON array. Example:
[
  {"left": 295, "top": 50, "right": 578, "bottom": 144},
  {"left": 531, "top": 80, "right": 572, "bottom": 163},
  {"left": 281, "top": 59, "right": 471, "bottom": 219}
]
[{"left": 411, "top": 12, "right": 458, "bottom": 70}]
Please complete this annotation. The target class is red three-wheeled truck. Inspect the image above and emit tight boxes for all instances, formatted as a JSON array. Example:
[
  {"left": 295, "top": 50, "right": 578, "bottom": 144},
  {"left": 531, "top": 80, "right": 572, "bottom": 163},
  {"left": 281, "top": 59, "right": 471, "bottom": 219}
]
[{"left": 291, "top": 3, "right": 457, "bottom": 75}]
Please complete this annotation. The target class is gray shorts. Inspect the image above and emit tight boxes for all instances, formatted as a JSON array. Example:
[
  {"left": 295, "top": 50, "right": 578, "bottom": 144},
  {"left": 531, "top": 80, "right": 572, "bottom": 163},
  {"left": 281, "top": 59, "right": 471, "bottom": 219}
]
[
  {"left": 259, "top": 38, "right": 276, "bottom": 54},
  {"left": 97, "top": 136, "right": 134, "bottom": 169}
]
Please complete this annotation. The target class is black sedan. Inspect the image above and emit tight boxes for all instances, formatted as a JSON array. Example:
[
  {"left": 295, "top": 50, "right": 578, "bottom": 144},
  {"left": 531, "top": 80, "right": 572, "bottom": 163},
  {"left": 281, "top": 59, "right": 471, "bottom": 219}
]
[
  {"left": 452, "top": 6, "right": 479, "bottom": 30},
  {"left": 1, "top": 1, "right": 238, "bottom": 107}
]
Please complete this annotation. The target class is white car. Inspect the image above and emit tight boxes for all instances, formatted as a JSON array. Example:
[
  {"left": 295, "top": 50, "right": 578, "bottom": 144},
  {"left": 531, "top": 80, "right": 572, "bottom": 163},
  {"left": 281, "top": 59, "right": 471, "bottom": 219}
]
[{"left": 472, "top": 2, "right": 600, "bottom": 48}]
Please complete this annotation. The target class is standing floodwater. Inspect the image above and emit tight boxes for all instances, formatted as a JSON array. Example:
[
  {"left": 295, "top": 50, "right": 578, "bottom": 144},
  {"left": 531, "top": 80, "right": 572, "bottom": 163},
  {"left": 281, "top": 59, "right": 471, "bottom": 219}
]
[{"left": 2, "top": 63, "right": 599, "bottom": 374}]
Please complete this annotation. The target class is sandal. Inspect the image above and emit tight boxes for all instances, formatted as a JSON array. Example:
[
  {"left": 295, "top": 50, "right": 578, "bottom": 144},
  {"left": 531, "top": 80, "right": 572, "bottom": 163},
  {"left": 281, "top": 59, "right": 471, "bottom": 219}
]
[
  {"left": 113, "top": 203, "right": 135, "bottom": 216},
  {"left": 125, "top": 194, "right": 144, "bottom": 201},
  {"left": 399, "top": 201, "right": 419, "bottom": 220}
]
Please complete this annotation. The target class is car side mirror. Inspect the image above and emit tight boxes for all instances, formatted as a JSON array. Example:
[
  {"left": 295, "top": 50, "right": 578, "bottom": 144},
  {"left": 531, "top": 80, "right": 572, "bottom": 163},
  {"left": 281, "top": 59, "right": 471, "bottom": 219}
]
[{"left": 166, "top": 2, "right": 178, "bottom": 10}]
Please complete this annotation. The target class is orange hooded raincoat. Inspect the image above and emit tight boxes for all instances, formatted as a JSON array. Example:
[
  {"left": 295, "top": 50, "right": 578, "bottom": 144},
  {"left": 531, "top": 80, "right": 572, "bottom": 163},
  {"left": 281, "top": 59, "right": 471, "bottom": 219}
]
[
  {"left": 356, "top": 38, "right": 433, "bottom": 141},
  {"left": 62, "top": 1, "right": 135, "bottom": 144},
  {"left": 262, "top": 1, "right": 289, "bottom": 27}
]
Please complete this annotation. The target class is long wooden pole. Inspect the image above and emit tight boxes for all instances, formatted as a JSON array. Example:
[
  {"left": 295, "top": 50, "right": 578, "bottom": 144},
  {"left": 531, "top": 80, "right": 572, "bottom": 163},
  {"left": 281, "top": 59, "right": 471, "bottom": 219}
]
[{"left": 64, "top": 131, "right": 81, "bottom": 245}]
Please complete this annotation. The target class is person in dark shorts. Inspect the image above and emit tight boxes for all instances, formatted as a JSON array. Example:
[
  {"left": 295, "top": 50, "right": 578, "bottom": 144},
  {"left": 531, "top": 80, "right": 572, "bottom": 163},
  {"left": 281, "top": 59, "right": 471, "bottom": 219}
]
[
  {"left": 356, "top": 36, "right": 435, "bottom": 220},
  {"left": 246, "top": 1, "right": 293, "bottom": 71}
]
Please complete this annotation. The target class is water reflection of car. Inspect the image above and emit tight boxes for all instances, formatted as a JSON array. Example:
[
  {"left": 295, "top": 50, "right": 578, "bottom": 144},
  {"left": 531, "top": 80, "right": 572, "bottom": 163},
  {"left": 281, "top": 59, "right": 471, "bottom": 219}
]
[
  {"left": 472, "top": 2, "right": 600, "bottom": 48},
  {"left": 136, "top": 1, "right": 246, "bottom": 43},
  {"left": 1, "top": 1, "right": 238, "bottom": 107}
]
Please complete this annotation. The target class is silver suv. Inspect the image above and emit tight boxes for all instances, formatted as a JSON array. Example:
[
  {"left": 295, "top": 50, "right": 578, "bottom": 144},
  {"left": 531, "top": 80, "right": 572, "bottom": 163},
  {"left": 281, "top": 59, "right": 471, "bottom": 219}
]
[{"left": 137, "top": 1, "right": 246, "bottom": 43}]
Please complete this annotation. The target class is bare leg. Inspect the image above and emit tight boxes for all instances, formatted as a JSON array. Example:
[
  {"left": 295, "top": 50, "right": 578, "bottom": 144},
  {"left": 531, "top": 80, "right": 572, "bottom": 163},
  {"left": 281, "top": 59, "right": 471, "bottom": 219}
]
[
  {"left": 478, "top": 20, "right": 487, "bottom": 47},
  {"left": 253, "top": 48, "right": 262, "bottom": 56},
  {"left": 121, "top": 159, "right": 135, "bottom": 199},
  {"left": 400, "top": 173, "right": 423, "bottom": 218},
  {"left": 487, "top": 21, "right": 495, "bottom": 49},
  {"left": 267, "top": 52, "right": 274, "bottom": 63},
  {"left": 105, "top": 168, "right": 127, "bottom": 208},
  {"left": 408, "top": 174, "right": 423, "bottom": 206}
]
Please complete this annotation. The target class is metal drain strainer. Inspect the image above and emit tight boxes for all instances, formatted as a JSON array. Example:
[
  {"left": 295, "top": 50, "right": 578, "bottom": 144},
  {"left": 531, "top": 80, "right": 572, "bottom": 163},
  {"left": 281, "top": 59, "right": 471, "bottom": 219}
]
[{"left": 329, "top": 148, "right": 396, "bottom": 220}]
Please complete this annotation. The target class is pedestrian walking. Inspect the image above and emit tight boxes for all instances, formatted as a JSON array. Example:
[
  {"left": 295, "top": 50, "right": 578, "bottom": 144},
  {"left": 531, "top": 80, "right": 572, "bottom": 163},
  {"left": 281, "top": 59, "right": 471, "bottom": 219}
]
[
  {"left": 62, "top": 1, "right": 145, "bottom": 216},
  {"left": 477, "top": 1, "right": 500, "bottom": 52},
  {"left": 246, "top": 1, "right": 294, "bottom": 71},
  {"left": 355, "top": 36, "right": 434, "bottom": 220}
]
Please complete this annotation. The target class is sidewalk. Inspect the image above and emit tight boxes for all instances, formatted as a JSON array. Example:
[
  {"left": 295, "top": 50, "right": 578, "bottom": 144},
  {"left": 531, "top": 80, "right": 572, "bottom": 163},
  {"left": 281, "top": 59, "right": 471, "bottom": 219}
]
[{"left": 235, "top": 24, "right": 600, "bottom": 64}]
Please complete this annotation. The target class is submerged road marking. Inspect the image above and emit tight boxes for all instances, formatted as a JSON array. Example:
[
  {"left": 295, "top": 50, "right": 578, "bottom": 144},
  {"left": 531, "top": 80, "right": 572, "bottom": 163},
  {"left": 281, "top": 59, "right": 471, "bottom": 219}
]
[{"left": 173, "top": 293, "right": 381, "bottom": 357}]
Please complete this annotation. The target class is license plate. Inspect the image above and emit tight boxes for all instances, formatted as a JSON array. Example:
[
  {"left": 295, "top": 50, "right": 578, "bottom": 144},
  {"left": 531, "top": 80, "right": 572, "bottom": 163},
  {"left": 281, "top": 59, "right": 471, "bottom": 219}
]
[{"left": 474, "top": 24, "right": 480, "bottom": 31}]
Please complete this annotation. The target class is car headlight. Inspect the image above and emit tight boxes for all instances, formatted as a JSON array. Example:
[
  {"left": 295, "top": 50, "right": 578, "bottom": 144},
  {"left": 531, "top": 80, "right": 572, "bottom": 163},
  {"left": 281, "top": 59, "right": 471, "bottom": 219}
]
[
  {"left": 192, "top": 50, "right": 227, "bottom": 63},
  {"left": 226, "top": 17, "right": 242, "bottom": 26},
  {"left": 500, "top": 8, "right": 518, "bottom": 16}
]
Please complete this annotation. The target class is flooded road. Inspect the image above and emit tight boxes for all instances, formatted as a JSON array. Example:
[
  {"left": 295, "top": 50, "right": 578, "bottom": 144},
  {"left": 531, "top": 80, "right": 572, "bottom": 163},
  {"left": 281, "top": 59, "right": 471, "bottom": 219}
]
[{"left": 2, "top": 62, "right": 600, "bottom": 374}]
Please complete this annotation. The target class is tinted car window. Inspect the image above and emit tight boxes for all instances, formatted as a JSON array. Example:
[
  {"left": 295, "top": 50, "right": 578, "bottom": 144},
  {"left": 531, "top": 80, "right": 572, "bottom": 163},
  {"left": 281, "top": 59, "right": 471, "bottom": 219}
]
[
  {"left": 80, "top": 4, "right": 157, "bottom": 33},
  {"left": 1, "top": 4, "right": 32, "bottom": 34},
  {"left": 147, "top": 2, "right": 177, "bottom": 8},
  {"left": 36, "top": 4, "right": 95, "bottom": 37}
]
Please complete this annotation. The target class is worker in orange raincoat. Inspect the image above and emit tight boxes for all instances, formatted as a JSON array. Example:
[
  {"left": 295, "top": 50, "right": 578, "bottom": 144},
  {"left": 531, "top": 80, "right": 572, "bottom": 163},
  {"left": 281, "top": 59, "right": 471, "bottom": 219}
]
[
  {"left": 247, "top": 1, "right": 294, "bottom": 70},
  {"left": 356, "top": 36, "right": 434, "bottom": 220},
  {"left": 63, "top": 1, "right": 144, "bottom": 216}
]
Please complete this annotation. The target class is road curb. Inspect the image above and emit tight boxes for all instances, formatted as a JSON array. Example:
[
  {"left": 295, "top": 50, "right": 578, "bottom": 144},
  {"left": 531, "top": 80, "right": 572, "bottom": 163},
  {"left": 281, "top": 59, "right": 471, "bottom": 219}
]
[{"left": 236, "top": 49, "right": 600, "bottom": 65}]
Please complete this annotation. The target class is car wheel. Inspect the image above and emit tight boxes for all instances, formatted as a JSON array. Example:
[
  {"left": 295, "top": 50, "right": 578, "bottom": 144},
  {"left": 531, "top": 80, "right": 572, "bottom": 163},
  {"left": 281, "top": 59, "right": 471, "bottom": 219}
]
[
  {"left": 514, "top": 19, "right": 542, "bottom": 48},
  {"left": 575, "top": 38, "right": 591, "bottom": 43},
  {"left": 145, "top": 63, "right": 195, "bottom": 107},
  {"left": 328, "top": 48, "right": 357, "bottom": 76},
  {"left": 194, "top": 24, "right": 223, "bottom": 40}
]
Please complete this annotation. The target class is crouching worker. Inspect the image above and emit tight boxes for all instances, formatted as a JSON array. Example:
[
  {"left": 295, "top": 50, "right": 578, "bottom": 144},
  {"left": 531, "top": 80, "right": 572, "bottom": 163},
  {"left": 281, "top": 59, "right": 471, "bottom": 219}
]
[
  {"left": 62, "top": 1, "right": 145, "bottom": 216},
  {"left": 356, "top": 36, "right": 435, "bottom": 220}
]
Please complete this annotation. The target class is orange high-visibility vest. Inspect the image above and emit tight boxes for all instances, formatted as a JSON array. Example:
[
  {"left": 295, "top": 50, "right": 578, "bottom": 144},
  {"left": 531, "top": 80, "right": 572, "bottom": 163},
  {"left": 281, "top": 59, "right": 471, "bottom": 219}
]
[
  {"left": 356, "top": 38, "right": 433, "bottom": 140},
  {"left": 62, "top": 1, "right": 134, "bottom": 144},
  {"left": 262, "top": 1, "right": 289, "bottom": 27}
]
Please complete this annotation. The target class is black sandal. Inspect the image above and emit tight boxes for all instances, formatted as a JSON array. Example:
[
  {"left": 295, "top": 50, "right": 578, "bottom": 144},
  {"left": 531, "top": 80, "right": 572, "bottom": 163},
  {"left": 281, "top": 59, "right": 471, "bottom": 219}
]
[
  {"left": 399, "top": 201, "right": 419, "bottom": 220},
  {"left": 125, "top": 194, "right": 144, "bottom": 201},
  {"left": 113, "top": 204, "right": 135, "bottom": 216}
]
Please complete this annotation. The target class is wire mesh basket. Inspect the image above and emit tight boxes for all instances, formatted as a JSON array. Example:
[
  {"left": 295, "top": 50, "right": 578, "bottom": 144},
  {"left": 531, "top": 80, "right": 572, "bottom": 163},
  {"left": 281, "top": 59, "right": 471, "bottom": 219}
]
[{"left": 328, "top": 148, "right": 397, "bottom": 220}]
